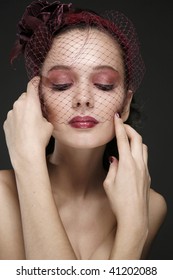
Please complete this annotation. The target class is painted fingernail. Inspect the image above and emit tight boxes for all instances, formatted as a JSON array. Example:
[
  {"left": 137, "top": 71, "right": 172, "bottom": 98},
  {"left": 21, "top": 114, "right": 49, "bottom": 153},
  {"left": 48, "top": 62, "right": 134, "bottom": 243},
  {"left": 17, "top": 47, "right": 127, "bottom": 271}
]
[
  {"left": 115, "top": 112, "right": 120, "bottom": 118},
  {"left": 109, "top": 156, "right": 114, "bottom": 164}
]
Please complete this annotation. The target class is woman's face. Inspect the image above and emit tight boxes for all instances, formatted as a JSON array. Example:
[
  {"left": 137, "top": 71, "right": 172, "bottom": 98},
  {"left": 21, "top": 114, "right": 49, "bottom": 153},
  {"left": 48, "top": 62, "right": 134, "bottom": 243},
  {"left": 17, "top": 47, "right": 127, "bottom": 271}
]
[{"left": 41, "top": 28, "right": 130, "bottom": 149}]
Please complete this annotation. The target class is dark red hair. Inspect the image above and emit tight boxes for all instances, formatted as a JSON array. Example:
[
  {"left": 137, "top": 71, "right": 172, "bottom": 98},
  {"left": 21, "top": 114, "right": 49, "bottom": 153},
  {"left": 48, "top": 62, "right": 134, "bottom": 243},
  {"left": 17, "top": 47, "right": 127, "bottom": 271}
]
[{"left": 10, "top": 0, "right": 145, "bottom": 93}]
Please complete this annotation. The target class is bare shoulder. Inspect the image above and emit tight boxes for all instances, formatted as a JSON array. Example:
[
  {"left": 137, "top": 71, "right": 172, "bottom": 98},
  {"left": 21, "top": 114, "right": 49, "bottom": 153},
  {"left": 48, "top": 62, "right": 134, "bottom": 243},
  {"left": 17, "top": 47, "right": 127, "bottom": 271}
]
[
  {"left": 142, "top": 187, "right": 167, "bottom": 259},
  {"left": 149, "top": 188, "right": 167, "bottom": 226},
  {"left": 0, "top": 170, "right": 25, "bottom": 259},
  {"left": 0, "top": 169, "right": 16, "bottom": 189}
]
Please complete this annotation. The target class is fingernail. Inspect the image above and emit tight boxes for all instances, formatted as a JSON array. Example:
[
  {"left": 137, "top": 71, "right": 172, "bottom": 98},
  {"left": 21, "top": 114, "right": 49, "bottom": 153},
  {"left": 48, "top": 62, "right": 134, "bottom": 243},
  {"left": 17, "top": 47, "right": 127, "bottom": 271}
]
[
  {"left": 109, "top": 156, "right": 114, "bottom": 164},
  {"left": 115, "top": 112, "right": 120, "bottom": 118}
]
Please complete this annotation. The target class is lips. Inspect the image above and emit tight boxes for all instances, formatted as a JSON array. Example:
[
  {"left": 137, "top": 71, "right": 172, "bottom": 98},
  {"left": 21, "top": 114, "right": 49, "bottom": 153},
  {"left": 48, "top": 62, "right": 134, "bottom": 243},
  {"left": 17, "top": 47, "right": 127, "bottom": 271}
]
[{"left": 69, "top": 116, "right": 99, "bottom": 128}]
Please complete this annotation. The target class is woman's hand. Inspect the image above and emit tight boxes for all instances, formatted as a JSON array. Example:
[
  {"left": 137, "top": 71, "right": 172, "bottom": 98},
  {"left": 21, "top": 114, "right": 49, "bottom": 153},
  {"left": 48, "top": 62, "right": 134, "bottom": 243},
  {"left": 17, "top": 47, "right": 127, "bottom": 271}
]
[
  {"left": 3, "top": 76, "right": 53, "bottom": 168},
  {"left": 103, "top": 113, "right": 151, "bottom": 232}
]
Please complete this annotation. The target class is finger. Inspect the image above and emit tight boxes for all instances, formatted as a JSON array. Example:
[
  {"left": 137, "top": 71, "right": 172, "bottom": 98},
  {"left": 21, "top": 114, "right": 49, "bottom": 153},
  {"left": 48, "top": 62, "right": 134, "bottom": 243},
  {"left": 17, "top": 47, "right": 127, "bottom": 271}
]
[
  {"left": 26, "top": 76, "right": 43, "bottom": 111},
  {"left": 40, "top": 75, "right": 51, "bottom": 88},
  {"left": 114, "top": 113, "right": 131, "bottom": 158},
  {"left": 26, "top": 76, "right": 40, "bottom": 101},
  {"left": 103, "top": 156, "right": 118, "bottom": 190},
  {"left": 123, "top": 124, "right": 143, "bottom": 161},
  {"left": 142, "top": 144, "right": 148, "bottom": 166}
]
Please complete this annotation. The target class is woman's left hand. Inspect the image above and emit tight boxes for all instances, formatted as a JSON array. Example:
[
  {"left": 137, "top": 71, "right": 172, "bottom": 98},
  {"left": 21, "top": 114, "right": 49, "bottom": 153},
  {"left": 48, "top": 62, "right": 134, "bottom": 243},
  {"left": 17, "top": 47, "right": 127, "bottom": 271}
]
[{"left": 103, "top": 114, "right": 151, "bottom": 231}]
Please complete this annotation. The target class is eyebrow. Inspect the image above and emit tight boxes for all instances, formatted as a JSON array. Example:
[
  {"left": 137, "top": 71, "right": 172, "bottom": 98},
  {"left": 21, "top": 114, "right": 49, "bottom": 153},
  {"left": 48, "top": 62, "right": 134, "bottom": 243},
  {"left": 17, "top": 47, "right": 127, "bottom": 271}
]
[
  {"left": 93, "top": 65, "right": 119, "bottom": 73},
  {"left": 48, "top": 64, "right": 119, "bottom": 73},
  {"left": 48, "top": 65, "right": 72, "bottom": 73}
]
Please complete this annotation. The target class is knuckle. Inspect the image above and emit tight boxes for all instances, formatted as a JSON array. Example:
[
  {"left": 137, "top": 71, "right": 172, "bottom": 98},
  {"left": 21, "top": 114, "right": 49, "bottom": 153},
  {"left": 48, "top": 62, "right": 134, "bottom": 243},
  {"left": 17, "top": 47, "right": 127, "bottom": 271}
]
[
  {"left": 26, "top": 80, "right": 33, "bottom": 93},
  {"left": 20, "top": 92, "right": 27, "bottom": 98},
  {"left": 124, "top": 124, "right": 143, "bottom": 142},
  {"left": 124, "top": 124, "right": 131, "bottom": 130},
  {"left": 142, "top": 165, "right": 151, "bottom": 183},
  {"left": 47, "top": 123, "right": 53, "bottom": 131},
  {"left": 3, "top": 120, "right": 7, "bottom": 130},
  {"left": 148, "top": 175, "right": 151, "bottom": 185},
  {"left": 143, "top": 143, "right": 148, "bottom": 152},
  {"left": 13, "top": 101, "right": 18, "bottom": 109},
  {"left": 13, "top": 93, "right": 26, "bottom": 109},
  {"left": 103, "top": 178, "right": 111, "bottom": 189},
  {"left": 139, "top": 159, "right": 147, "bottom": 171},
  {"left": 3, "top": 110, "right": 13, "bottom": 129},
  {"left": 129, "top": 127, "right": 142, "bottom": 142},
  {"left": 7, "top": 110, "right": 12, "bottom": 118},
  {"left": 136, "top": 134, "right": 142, "bottom": 143}
]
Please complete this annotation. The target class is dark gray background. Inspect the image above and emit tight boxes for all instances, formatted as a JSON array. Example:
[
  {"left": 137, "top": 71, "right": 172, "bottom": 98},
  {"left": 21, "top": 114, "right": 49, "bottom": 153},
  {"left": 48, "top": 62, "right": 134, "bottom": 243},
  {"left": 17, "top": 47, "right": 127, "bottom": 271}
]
[{"left": 0, "top": 0, "right": 173, "bottom": 259}]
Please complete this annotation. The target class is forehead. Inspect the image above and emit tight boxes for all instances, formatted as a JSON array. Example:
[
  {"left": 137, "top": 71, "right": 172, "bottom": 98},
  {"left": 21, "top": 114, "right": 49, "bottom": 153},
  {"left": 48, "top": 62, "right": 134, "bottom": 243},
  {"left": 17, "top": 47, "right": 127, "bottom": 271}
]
[{"left": 42, "top": 28, "right": 124, "bottom": 74}]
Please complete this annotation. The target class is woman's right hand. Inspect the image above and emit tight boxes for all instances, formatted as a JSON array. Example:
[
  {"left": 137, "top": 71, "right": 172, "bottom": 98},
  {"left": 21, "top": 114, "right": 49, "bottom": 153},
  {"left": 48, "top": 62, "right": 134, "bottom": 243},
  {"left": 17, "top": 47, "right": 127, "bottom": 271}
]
[{"left": 3, "top": 76, "right": 53, "bottom": 168}]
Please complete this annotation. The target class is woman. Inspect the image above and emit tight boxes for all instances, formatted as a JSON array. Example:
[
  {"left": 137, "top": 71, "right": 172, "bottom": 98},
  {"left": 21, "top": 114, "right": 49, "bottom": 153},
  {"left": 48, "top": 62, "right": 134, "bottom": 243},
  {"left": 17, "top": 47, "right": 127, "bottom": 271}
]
[{"left": 0, "top": 0, "right": 167, "bottom": 260}]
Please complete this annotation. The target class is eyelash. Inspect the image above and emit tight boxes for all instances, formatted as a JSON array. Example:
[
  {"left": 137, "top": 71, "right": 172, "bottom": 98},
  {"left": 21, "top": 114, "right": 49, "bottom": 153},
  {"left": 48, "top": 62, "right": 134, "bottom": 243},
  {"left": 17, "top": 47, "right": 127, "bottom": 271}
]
[
  {"left": 51, "top": 83, "right": 72, "bottom": 91},
  {"left": 94, "top": 83, "right": 115, "bottom": 91},
  {"left": 51, "top": 83, "right": 115, "bottom": 92}
]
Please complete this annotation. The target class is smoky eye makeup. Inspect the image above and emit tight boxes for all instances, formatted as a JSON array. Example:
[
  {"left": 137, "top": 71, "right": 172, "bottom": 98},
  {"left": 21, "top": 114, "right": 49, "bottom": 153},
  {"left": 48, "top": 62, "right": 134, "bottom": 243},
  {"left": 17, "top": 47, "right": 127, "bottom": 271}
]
[
  {"left": 93, "top": 83, "right": 115, "bottom": 91},
  {"left": 92, "top": 69, "right": 121, "bottom": 92},
  {"left": 42, "top": 69, "right": 74, "bottom": 91}
]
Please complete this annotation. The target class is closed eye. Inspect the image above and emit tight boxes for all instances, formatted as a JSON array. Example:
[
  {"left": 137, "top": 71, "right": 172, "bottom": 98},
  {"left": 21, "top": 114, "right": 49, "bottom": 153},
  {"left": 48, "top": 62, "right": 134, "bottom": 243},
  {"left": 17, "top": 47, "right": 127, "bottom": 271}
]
[
  {"left": 94, "top": 83, "right": 115, "bottom": 91},
  {"left": 51, "top": 83, "right": 72, "bottom": 91}
]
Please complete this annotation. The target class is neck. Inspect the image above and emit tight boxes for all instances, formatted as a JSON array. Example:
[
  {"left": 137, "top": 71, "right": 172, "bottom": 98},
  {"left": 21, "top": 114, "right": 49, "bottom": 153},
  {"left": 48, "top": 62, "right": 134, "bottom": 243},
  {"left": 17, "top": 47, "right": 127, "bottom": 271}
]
[{"left": 47, "top": 141, "right": 107, "bottom": 197}]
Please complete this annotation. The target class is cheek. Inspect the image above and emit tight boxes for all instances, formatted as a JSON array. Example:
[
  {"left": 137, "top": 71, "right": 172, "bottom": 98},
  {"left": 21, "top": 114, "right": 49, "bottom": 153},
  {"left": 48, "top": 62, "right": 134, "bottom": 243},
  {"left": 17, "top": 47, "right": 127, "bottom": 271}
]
[
  {"left": 110, "top": 92, "right": 125, "bottom": 113},
  {"left": 94, "top": 89, "right": 125, "bottom": 122},
  {"left": 40, "top": 88, "right": 73, "bottom": 124}
]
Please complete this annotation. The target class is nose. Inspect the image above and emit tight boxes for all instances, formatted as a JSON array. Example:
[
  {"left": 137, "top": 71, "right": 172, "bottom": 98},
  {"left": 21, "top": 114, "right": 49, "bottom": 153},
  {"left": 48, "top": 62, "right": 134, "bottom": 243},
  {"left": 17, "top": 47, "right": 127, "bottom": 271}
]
[{"left": 72, "top": 83, "right": 94, "bottom": 109}]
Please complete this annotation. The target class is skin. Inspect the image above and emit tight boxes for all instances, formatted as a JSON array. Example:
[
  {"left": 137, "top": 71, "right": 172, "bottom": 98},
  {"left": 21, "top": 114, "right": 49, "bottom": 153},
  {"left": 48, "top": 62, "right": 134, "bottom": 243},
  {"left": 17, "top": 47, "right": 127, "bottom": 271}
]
[{"left": 0, "top": 29, "right": 167, "bottom": 260}]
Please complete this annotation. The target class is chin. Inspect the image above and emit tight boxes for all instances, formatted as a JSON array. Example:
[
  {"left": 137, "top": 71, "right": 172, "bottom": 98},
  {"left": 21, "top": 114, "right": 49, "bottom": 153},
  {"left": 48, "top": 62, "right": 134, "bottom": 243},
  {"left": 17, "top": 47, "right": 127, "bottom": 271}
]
[
  {"left": 56, "top": 134, "right": 113, "bottom": 150},
  {"left": 53, "top": 122, "right": 115, "bottom": 149},
  {"left": 65, "top": 142, "right": 105, "bottom": 150}
]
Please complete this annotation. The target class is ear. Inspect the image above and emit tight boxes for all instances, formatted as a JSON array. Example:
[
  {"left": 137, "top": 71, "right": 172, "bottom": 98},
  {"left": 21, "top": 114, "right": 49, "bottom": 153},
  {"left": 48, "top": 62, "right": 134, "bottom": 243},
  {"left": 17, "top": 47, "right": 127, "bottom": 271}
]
[{"left": 121, "top": 90, "right": 133, "bottom": 122}]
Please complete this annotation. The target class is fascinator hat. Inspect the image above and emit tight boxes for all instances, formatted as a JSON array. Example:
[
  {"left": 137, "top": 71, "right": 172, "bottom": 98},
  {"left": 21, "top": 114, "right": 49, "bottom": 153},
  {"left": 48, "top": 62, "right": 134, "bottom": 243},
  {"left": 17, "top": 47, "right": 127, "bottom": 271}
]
[{"left": 10, "top": 0, "right": 145, "bottom": 93}]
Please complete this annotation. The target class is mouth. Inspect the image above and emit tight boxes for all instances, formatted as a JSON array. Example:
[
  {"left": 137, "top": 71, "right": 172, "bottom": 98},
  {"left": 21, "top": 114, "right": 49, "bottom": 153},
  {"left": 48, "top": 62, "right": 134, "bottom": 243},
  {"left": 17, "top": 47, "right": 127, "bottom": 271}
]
[{"left": 69, "top": 116, "right": 99, "bottom": 129}]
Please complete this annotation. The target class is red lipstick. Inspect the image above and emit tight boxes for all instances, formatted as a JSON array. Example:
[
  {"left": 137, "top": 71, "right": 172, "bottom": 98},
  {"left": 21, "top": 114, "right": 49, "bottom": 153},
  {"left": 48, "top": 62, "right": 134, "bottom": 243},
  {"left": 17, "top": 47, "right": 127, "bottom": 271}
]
[{"left": 69, "top": 116, "right": 99, "bottom": 129}]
